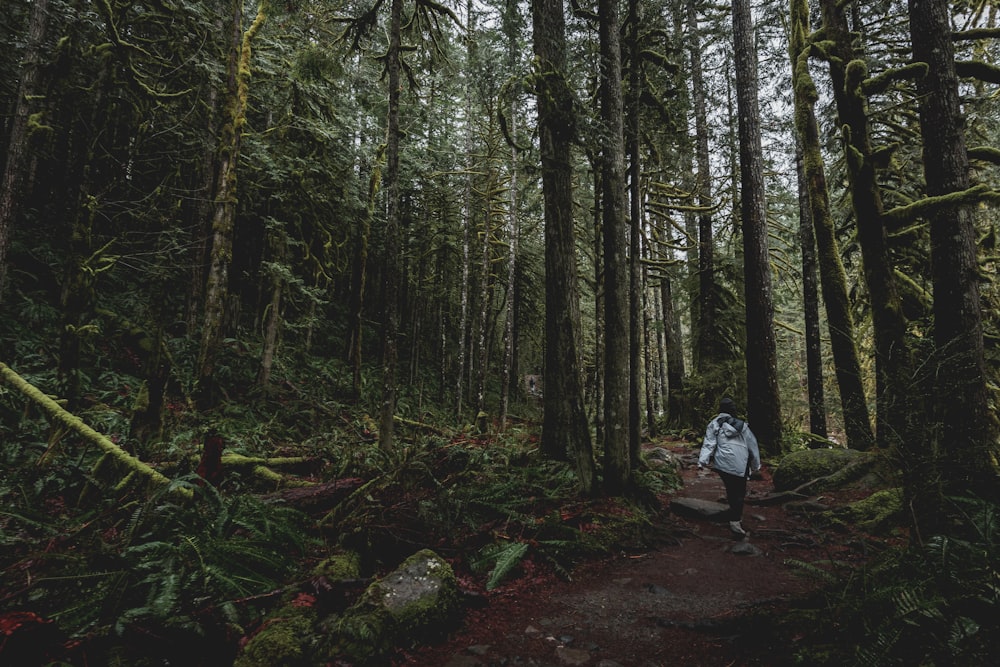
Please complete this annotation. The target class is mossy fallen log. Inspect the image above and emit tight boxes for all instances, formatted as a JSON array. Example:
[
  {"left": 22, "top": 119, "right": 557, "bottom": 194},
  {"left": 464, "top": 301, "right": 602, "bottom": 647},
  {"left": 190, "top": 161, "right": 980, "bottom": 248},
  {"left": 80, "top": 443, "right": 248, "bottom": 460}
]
[{"left": 0, "top": 361, "right": 189, "bottom": 499}]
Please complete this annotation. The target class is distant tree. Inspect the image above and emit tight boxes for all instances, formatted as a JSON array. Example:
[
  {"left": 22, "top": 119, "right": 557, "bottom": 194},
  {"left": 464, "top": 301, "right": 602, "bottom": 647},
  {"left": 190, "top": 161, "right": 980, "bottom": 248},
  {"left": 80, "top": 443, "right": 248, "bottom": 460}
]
[{"left": 378, "top": 0, "right": 404, "bottom": 452}]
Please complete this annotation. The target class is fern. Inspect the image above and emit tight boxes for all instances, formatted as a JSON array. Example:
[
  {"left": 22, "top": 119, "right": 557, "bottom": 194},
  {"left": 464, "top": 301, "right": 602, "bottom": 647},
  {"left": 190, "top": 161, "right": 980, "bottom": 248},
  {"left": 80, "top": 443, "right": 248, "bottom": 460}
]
[{"left": 472, "top": 541, "right": 529, "bottom": 590}]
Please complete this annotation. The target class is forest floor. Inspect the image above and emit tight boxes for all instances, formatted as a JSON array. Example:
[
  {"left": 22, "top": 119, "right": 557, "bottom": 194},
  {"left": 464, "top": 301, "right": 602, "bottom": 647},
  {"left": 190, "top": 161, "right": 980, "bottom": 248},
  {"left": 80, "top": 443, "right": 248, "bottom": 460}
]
[{"left": 395, "top": 439, "right": 890, "bottom": 667}]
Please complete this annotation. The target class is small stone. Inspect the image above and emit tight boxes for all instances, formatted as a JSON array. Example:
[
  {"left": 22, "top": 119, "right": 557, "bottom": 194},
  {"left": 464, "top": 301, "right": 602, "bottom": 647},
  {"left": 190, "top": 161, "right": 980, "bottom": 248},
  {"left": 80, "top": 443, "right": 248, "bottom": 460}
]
[
  {"left": 731, "top": 541, "right": 763, "bottom": 556},
  {"left": 555, "top": 646, "right": 591, "bottom": 666}
]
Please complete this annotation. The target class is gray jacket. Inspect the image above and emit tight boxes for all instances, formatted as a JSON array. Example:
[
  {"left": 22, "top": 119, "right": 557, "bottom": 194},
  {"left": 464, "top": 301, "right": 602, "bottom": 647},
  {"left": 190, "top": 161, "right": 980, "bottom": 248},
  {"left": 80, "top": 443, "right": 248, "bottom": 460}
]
[{"left": 698, "top": 412, "right": 761, "bottom": 478}]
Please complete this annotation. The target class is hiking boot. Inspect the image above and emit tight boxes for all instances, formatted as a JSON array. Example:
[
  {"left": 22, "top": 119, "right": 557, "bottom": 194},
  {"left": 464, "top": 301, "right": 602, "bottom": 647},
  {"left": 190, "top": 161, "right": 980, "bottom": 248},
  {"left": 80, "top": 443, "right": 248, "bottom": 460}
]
[{"left": 729, "top": 520, "right": 746, "bottom": 536}]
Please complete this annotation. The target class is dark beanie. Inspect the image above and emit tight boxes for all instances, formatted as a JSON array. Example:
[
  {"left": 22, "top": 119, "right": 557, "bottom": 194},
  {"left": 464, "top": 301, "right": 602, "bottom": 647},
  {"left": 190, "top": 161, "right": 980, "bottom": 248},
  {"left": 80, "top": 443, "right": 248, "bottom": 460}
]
[{"left": 719, "top": 397, "right": 737, "bottom": 415}]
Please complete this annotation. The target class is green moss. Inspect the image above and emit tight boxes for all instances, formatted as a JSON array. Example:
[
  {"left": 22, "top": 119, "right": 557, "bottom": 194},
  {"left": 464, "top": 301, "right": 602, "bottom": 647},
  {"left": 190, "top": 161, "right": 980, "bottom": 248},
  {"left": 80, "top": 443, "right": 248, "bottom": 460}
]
[
  {"left": 834, "top": 487, "right": 904, "bottom": 532},
  {"left": 233, "top": 607, "right": 316, "bottom": 667},
  {"left": 312, "top": 552, "right": 361, "bottom": 580}
]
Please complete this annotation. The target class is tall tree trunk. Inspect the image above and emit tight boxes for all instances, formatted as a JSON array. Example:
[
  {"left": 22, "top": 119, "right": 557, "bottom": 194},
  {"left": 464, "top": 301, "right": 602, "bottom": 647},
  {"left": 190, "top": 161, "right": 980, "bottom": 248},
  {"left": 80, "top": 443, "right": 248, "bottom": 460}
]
[
  {"left": 591, "top": 152, "right": 605, "bottom": 445},
  {"left": 662, "top": 273, "right": 685, "bottom": 423},
  {"left": 186, "top": 84, "right": 219, "bottom": 335},
  {"left": 732, "top": 0, "right": 782, "bottom": 451},
  {"left": 532, "top": 0, "right": 595, "bottom": 494},
  {"left": 0, "top": 0, "right": 49, "bottom": 303},
  {"left": 500, "top": 94, "right": 520, "bottom": 429},
  {"left": 599, "top": 0, "right": 632, "bottom": 494},
  {"left": 790, "top": 0, "right": 873, "bottom": 448},
  {"left": 818, "top": 1, "right": 915, "bottom": 436},
  {"left": 348, "top": 146, "right": 381, "bottom": 400},
  {"left": 642, "top": 265, "right": 657, "bottom": 438},
  {"left": 909, "top": 0, "right": 998, "bottom": 505},
  {"left": 627, "top": 0, "right": 643, "bottom": 466},
  {"left": 197, "top": 0, "right": 267, "bottom": 408},
  {"left": 456, "top": 0, "right": 476, "bottom": 422},
  {"left": 379, "top": 0, "right": 403, "bottom": 452},
  {"left": 794, "top": 148, "right": 827, "bottom": 439},
  {"left": 687, "top": 0, "right": 718, "bottom": 374}
]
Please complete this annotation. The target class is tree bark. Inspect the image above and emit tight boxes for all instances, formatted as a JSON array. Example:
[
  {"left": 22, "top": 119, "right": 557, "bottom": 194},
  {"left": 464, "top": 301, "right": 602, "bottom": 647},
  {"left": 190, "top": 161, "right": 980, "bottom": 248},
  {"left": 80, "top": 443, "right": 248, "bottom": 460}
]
[
  {"left": 0, "top": 0, "right": 49, "bottom": 303},
  {"left": 532, "top": 0, "right": 595, "bottom": 494},
  {"left": 909, "top": 0, "right": 999, "bottom": 504},
  {"left": 599, "top": 0, "right": 632, "bottom": 494},
  {"left": 733, "top": 0, "right": 783, "bottom": 451}
]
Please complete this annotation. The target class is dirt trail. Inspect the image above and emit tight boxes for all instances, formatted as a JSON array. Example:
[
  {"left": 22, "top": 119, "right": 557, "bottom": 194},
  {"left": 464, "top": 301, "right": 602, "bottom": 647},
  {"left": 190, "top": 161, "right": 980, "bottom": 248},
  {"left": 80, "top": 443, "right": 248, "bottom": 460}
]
[{"left": 398, "top": 441, "right": 865, "bottom": 667}]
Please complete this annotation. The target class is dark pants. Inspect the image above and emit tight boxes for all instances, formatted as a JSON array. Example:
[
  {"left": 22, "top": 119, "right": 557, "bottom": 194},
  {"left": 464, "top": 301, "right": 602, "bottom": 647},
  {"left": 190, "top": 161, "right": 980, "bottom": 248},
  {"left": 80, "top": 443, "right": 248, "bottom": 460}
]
[{"left": 717, "top": 470, "right": 747, "bottom": 521}]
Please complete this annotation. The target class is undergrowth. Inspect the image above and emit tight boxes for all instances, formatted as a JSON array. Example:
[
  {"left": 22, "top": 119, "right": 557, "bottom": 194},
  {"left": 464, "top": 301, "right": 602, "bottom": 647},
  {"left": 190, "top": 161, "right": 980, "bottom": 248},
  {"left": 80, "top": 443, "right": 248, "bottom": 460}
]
[{"left": 787, "top": 496, "right": 1000, "bottom": 666}]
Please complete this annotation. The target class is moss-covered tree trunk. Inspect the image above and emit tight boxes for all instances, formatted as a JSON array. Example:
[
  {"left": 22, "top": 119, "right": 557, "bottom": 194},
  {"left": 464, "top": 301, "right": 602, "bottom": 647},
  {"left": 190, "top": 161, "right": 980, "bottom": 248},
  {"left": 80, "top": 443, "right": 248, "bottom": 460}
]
[
  {"left": 818, "top": 0, "right": 927, "bottom": 534},
  {"left": 733, "top": 0, "right": 782, "bottom": 452},
  {"left": 909, "top": 0, "right": 999, "bottom": 506},
  {"left": 197, "top": 0, "right": 268, "bottom": 408},
  {"left": 532, "top": 0, "right": 595, "bottom": 494},
  {"left": 790, "top": 0, "right": 873, "bottom": 449}
]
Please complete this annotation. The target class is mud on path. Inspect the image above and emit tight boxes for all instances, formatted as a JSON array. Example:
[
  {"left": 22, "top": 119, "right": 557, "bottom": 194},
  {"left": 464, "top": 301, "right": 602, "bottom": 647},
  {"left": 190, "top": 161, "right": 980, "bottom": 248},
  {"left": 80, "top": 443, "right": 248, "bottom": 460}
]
[{"left": 398, "top": 440, "right": 882, "bottom": 667}]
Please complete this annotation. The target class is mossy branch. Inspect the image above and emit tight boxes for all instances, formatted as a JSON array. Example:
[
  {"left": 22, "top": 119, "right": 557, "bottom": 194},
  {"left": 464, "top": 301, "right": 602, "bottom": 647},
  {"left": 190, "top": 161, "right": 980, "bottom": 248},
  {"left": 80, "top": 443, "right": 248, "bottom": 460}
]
[
  {"left": 955, "top": 60, "right": 1000, "bottom": 85},
  {"left": 0, "top": 361, "right": 189, "bottom": 499},
  {"left": 862, "top": 62, "right": 927, "bottom": 96},
  {"left": 884, "top": 184, "right": 1000, "bottom": 224},
  {"left": 969, "top": 146, "right": 1000, "bottom": 165},
  {"left": 953, "top": 27, "right": 1000, "bottom": 41}
]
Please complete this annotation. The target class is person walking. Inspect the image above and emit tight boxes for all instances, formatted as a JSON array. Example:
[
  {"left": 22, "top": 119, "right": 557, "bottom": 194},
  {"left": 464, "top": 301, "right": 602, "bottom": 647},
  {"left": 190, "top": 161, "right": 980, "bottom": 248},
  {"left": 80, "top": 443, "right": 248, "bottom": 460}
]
[{"left": 698, "top": 397, "right": 761, "bottom": 536}]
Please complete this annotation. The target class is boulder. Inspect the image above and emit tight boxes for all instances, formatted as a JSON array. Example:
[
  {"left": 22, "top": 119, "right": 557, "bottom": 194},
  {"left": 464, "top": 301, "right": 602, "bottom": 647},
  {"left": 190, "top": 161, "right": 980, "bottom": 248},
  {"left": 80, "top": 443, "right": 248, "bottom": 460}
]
[
  {"left": 321, "top": 548, "right": 460, "bottom": 663},
  {"left": 670, "top": 496, "right": 729, "bottom": 520},
  {"left": 771, "top": 448, "right": 875, "bottom": 492}
]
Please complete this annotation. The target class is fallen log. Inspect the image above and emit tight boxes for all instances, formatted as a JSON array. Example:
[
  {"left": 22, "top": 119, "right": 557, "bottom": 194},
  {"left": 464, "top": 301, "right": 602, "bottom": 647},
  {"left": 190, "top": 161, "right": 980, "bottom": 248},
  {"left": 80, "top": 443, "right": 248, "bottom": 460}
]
[
  {"left": 0, "top": 361, "right": 189, "bottom": 499},
  {"left": 270, "top": 477, "right": 365, "bottom": 512}
]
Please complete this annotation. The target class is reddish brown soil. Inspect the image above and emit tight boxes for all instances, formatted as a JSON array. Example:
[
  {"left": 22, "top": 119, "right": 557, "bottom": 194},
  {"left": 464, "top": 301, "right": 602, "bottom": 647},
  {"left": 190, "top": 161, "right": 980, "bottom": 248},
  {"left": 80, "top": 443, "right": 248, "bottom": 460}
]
[{"left": 397, "top": 440, "right": 889, "bottom": 667}]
